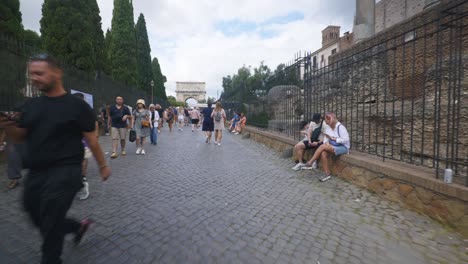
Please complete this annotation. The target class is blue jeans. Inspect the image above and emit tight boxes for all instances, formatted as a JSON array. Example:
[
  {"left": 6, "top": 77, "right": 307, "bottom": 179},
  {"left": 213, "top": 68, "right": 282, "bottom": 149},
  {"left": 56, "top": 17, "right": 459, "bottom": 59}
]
[{"left": 150, "top": 127, "right": 158, "bottom": 144}]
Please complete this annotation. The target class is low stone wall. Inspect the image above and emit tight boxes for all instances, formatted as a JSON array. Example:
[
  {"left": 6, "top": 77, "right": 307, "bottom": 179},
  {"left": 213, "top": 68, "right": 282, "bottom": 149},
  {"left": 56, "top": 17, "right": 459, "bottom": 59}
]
[{"left": 243, "top": 126, "right": 468, "bottom": 237}]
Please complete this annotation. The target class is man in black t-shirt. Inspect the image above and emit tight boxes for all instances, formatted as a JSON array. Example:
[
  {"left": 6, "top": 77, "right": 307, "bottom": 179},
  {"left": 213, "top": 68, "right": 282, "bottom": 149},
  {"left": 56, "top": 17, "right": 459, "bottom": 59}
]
[
  {"left": 109, "top": 96, "right": 131, "bottom": 159},
  {"left": 0, "top": 54, "right": 111, "bottom": 264}
]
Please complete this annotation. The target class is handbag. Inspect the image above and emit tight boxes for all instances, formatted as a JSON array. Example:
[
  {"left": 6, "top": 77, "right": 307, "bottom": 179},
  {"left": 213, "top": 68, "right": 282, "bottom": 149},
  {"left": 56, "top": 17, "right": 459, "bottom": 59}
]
[
  {"left": 141, "top": 120, "right": 150, "bottom": 128},
  {"left": 129, "top": 129, "right": 136, "bottom": 142}
]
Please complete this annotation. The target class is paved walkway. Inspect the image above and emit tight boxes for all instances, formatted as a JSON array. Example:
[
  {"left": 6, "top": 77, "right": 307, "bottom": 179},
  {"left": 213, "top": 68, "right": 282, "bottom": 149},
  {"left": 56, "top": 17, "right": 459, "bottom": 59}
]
[{"left": 0, "top": 126, "right": 467, "bottom": 264}]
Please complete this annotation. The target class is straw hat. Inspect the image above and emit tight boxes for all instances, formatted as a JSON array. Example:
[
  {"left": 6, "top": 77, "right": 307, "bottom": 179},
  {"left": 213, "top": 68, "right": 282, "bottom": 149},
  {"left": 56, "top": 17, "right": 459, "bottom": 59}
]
[{"left": 136, "top": 99, "right": 146, "bottom": 108}]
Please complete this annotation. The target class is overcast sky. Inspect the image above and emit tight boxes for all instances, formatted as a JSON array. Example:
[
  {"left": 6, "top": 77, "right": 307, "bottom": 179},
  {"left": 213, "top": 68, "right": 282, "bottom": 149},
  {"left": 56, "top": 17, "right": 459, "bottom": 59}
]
[{"left": 20, "top": 0, "right": 355, "bottom": 99}]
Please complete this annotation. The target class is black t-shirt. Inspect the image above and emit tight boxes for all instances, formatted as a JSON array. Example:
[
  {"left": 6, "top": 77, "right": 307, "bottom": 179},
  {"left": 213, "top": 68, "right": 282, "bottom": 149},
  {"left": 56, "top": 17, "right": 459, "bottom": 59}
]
[
  {"left": 157, "top": 109, "right": 164, "bottom": 118},
  {"left": 19, "top": 93, "right": 96, "bottom": 169},
  {"left": 109, "top": 104, "right": 131, "bottom": 128}
]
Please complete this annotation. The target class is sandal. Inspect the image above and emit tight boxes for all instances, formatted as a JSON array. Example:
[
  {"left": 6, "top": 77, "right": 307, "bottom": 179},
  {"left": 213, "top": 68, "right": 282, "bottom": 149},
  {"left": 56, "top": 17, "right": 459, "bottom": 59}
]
[{"left": 8, "top": 180, "right": 18, "bottom": 189}]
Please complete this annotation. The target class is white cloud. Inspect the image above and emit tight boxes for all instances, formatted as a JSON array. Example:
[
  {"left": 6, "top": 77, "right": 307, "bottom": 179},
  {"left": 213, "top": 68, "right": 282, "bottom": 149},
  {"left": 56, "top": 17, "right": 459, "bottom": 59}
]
[{"left": 20, "top": 0, "right": 355, "bottom": 99}]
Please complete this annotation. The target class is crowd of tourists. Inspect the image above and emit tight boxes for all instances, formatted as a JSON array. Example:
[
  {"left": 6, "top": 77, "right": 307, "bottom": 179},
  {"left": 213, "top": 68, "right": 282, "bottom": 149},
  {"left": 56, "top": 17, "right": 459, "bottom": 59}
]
[{"left": 0, "top": 53, "right": 349, "bottom": 264}]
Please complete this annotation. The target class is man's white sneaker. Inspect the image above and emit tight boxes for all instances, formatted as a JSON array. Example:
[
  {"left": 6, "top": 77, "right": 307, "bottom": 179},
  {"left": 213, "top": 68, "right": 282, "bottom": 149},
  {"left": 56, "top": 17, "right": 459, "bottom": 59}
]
[
  {"left": 302, "top": 161, "right": 317, "bottom": 170},
  {"left": 292, "top": 163, "right": 304, "bottom": 171},
  {"left": 214, "top": 141, "right": 218, "bottom": 144},
  {"left": 136, "top": 147, "right": 141, "bottom": 155},
  {"left": 141, "top": 149, "right": 146, "bottom": 155}
]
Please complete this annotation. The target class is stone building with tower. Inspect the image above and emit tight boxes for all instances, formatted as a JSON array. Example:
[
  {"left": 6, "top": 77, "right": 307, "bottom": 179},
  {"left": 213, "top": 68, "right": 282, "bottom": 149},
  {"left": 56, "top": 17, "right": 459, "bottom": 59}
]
[{"left": 308, "top": 26, "right": 354, "bottom": 70}]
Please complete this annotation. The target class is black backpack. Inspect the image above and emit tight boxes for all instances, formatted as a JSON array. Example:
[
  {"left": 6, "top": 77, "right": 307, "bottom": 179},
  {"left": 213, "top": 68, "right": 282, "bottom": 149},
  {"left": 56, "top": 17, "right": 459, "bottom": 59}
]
[{"left": 310, "top": 120, "right": 323, "bottom": 142}]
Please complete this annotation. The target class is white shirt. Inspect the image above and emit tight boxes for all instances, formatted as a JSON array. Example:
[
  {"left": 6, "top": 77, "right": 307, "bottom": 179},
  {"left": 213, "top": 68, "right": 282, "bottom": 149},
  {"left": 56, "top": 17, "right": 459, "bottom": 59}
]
[
  {"left": 150, "top": 110, "right": 160, "bottom": 128},
  {"left": 323, "top": 121, "right": 350, "bottom": 149}
]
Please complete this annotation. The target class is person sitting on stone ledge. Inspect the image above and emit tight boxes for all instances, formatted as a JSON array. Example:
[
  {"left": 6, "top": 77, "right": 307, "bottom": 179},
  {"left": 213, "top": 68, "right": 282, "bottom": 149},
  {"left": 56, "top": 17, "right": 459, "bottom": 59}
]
[
  {"left": 298, "top": 112, "right": 350, "bottom": 182},
  {"left": 234, "top": 113, "right": 247, "bottom": 135},
  {"left": 229, "top": 112, "right": 240, "bottom": 132},
  {"left": 292, "top": 113, "right": 326, "bottom": 170}
]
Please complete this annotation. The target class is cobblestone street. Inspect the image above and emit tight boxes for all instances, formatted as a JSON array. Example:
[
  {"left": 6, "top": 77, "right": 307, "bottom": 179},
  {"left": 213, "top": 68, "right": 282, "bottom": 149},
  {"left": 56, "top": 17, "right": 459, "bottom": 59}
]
[{"left": 0, "top": 126, "right": 467, "bottom": 264}]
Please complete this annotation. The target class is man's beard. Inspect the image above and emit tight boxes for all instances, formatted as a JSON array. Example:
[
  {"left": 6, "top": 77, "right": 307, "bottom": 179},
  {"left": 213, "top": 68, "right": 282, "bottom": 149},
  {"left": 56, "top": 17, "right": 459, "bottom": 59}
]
[{"left": 34, "top": 79, "right": 56, "bottom": 92}]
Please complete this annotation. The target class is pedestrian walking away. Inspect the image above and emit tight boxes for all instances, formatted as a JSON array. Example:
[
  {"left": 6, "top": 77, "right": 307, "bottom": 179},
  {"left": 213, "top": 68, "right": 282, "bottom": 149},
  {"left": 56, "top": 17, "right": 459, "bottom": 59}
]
[
  {"left": 190, "top": 107, "right": 201, "bottom": 132},
  {"left": 177, "top": 106, "right": 184, "bottom": 131},
  {"left": 149, "top": 104, "right": 160, "bottom": 145},
  {"left": 202, "top": 103, "right": 214, "bottom": 143},
  {"left": 132, "top": 99, "right": 151, "bottom": 155},
  {"left": 211, "top": 102, "right": 226, "bottom": 146},
  {"left": 0, "top": 54, "right": 111, "bottom": 264},
  {"left": 156, "top": 104, "right": 164, "bottom": 133},
  {"left": 109, "top": 96, "right": 131, "bottom": 159},
  {"left": 101, "top": 105, "right": 110, "bottom": 136},
  {"left": 166, "top": 107, "right": 175, "bottom": 132}
]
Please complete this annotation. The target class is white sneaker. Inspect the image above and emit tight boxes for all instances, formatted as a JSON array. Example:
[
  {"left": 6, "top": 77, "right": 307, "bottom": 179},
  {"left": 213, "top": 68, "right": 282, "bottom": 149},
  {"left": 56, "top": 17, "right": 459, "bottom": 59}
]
[
  {"left": 302, "top": 161, "right": 317, "bottom": 170},
  {"left": 319, "top": 175, "right": 331, "bottom": 182},
  {"left": 292, "top": 163, "right": 304, "bottom": 171},
  {"left": 136, "top": 147, "right": 141, "bottom": 155},
  {"left": 312, "top": 161, "right": 318, "bottom": 169},
  {"left": 214, "top": 141, "right": 218, "bottom": 144},
  {"left": 217, "top": 143, "right": 221, "bottom": 146},
  {"left": 79, "top": 182, "right": 89, "bottom": 200},
  {"left": 235, "top": 132, "right": 239, "bottom": 135},
  {"left": 141, "top": 149, "right": 146, "bottom": 155}
]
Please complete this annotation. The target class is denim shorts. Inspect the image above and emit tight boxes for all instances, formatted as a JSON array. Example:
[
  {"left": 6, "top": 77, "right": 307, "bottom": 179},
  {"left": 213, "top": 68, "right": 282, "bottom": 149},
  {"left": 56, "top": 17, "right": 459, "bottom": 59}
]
[{"left": 333, "top": 145, "right": 349, "bottom": 156}]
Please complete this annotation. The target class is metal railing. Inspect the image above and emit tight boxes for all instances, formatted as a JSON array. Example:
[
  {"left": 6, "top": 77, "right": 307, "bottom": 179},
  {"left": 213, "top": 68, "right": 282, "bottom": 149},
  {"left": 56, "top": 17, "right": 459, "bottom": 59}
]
[{"left": 222, "top": 0, "right": 468, "bottom": 185}]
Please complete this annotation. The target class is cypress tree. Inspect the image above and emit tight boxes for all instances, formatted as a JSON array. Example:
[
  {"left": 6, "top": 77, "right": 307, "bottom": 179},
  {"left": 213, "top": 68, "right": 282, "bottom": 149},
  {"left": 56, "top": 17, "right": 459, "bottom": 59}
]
[
  {"left": 40, "top": 0, "right": 105, "bottom": 73},
  {"left": 135, "top": 13, "right": 153, "bottom": 93},
  {"left": 151, "top": 57, "right": 167, "bottom": 100},
  {"left": 0, "top": 0, "right": 23, "bottom": 38},
  {"left": 103, "top": 29, "right": 112, "bottom": 75},
  {"left": 108, "top": 0, "right": 138, "bottom": 85}
]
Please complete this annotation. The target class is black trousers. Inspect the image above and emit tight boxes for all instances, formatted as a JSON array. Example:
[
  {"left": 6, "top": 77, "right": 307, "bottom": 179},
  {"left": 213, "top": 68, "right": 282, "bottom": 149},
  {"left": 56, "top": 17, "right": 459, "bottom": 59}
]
[{"left": 23, "top": 165, "right": 83, "bottom": 264}]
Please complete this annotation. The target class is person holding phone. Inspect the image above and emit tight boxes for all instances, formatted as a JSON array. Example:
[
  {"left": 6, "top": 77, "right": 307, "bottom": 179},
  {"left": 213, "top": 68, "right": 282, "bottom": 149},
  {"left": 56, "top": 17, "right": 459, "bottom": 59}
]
[
  {"left": 301, "top": 112, "right": 350, "bottom": 182},
  {"left": 0, "top": 54, "right": 111, "bottom": 264}
]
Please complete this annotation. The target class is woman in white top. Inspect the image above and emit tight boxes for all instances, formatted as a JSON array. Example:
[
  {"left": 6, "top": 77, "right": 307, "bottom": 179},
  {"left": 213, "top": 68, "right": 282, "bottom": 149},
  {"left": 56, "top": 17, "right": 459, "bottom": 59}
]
[
  {"left": 149, "top": 104, "right": 160, "bottom": 145},
  {"left": 210, "top": 102, "right": 226, "bottom": 146},
  {"left": 177, "top": 106, "right": 184, "bottom": 131},
  {"left": 302, "top": 112, "right": 350, "bottom": 182}
]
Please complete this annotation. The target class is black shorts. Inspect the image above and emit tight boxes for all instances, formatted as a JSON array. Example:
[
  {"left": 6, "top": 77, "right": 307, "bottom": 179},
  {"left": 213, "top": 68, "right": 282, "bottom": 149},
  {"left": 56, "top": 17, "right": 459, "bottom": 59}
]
[
  {"left": 303, "top": 140, "right": 321, "bottom": 150},
  {"left": 192, "top": 119, "right": 199, "bottom": 124}
]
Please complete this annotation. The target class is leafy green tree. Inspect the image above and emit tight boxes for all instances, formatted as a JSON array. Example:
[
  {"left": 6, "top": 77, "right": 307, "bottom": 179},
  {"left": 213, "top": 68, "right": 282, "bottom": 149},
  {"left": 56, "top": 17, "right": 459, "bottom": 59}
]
[
  {"left": 0, "top": 0, "right": 23, "bottom": 38},
  {"left": 167, "top": 95, "right": 185, "bottom": 107},
  {"left": 40, "top": 0, "right": 105, "bottom": 72},
  {"left": 108, "top": 0, "right": 138, "bottom": 85},
  {"left": 151, "top": 57, "right": 167, "bottom": 100},
  {"left": 135, "top": 13, "right": 153, "bottom": 93}
]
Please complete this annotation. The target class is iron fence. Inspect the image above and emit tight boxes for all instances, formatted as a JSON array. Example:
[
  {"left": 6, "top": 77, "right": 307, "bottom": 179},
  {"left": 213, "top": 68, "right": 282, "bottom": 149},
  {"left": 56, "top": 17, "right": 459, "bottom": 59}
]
[
  {"left": 222, "top": 0, "right": 468, "bottom": 185},
  {"left": 304, "top": 0, "right": 467, "bottom": 185}
]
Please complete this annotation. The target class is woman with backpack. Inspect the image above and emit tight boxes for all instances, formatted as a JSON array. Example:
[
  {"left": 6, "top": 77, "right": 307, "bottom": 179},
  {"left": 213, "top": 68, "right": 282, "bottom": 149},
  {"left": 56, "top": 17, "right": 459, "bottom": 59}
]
[{"left": 211, "top": 102, "right": 226, "bottom": 146}]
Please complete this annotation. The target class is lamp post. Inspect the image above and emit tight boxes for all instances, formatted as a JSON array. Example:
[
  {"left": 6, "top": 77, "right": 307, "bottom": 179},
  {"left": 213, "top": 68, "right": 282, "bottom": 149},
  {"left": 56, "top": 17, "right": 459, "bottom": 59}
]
[{"left": 150, "top": 80, "right": 154, "bottom": 104}]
